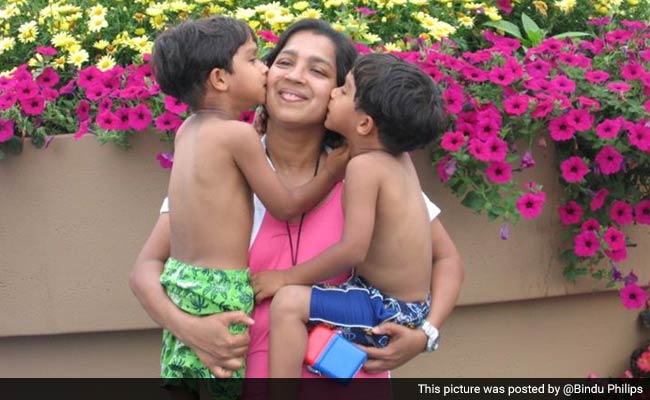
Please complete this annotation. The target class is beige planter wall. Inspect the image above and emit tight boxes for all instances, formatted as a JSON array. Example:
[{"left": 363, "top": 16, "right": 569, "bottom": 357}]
[{"left": 0, "top": 134, "right": 648, "bottom": 377}]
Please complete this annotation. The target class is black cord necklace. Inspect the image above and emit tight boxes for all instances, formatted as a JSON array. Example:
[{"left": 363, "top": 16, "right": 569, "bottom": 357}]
[{"left": 265, "top": 146, "right": 321, "bottom": 266}]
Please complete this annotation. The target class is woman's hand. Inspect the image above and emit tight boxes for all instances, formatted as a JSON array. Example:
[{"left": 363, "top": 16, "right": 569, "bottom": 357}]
[
  {"left": 324, "top": 144, "right": 350, "bottom": 181},
  {"left": 250, "top": 270, "right": 287, "bottom": 303},
  {"left": 178, "top": 311, "right": 255, "bottom": 377},
  {"left": 358, "top": 322, "right": 427, "bottom": 374}
]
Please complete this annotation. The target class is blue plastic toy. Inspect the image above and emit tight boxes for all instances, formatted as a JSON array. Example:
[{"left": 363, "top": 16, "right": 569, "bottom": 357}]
[{"left": 305, "top": 324, "right": 367, "bottom": 381}]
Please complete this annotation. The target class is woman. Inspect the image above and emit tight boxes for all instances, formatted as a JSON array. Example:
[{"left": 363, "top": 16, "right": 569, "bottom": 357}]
[{"left": 130, "top": 19, "right": 463, "bottom": 379}]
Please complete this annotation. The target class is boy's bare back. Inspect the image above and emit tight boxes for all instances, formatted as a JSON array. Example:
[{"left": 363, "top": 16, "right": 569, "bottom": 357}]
[
  {"left": 168, "top": 114, "right": 254, "bottom": 269},
  {"left": 345, "top": 151, "right": 432, "bottom": 302}
]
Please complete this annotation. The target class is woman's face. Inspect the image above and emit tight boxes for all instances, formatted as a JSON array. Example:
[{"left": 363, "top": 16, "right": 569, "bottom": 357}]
[{"left": 265, "top": 31, "right": 338, "bottom": 128}]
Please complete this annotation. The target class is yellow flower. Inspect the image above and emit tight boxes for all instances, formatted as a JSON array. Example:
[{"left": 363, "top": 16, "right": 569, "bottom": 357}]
[
  {"left": 292, "top": 1, "right": 310, "bottom": 11},
  {"left": 67, "top": 43, "right": 82, "bottom": 53},
  {"left": 363, "top": 32, "right": 381, "bottom": 43},
  {"left": 0, "top": 67, "right": 17, "bottom": 78},
  {"left": 384, "top": 42, "right": 401, "bottom": 52},
  {"left": 298, "top": 9, "right": 321, "bottom": 19},
  {"left": 532, "top": 0, "right": 548, "bottom": 16},
  {"left": 9, "top": 0, "right": 28, "bottom": 5},
  {"left": 324, "top": 0, "right": 346, "bottom": 8},
  {"left": 627, "top": 0, "right": 639, "bottom": 4},
  {"left": 247, "top": 20, "right": 260, "bottom": 30},
  {"left": 235, "top": 8, "right": 257, "bottom": 20},
  {"left": 88, "top": 16, "right": 108, "bottom": 33},
  {"left": 135, "top": 28, "right": 146, "bottom": 36},
  {"left": 554, "top": 0, "right": 576, "bottom": 12},
  {"left": 67, "top": 49, "right": 89, "bottom": 68},
  {"left": 332, "top": 23, "right": 346, "bottom": 32},
  {"left": 150, "top": 14, "right": 167, "bottom": 30},
  {"left": 18, "top": 21, "right": 39, "bottom": 43},
  {"left": 409, "top": 0, "right": 428, "bottom": 5},
  {"left": 28, "top": 54, "right": 44, "bottom": 68},
  {"left": 1, "top": 4, "right": 21, "bottom": 20},
  {"left": 88, "top": 5, "right": 107, "bottom": 18},
  {"left": 169, "top": 1, "right": 192, "bottom": 12},
  {"left": 429, "top": 19, "right": 456, "bottom": 41},
  {"left": 52, "top": 56, "right": 66, "bottom": 70},
  {"left": 51, "top": 32, "right": 76, "bottom": 48},
  {"left": 0, "top": 37, "right": 16, "bottom": 55},
  {"left": 484, "top": 6, "right": 502, "bottom": 21},
  {"left": 463, "top": 2, "right": 483, "bottom": 10},
  {"left": 93, "top": 40, "right": 110, "bottom": 50},
  {"left": 97, "top": 55, "right": 116, "bottom": 71},
  {"left": 145, "top": 5, "right": 164, "bottom": 17},
  {"left": 457, "top": 15, "right": 474, "bottom": 28}
]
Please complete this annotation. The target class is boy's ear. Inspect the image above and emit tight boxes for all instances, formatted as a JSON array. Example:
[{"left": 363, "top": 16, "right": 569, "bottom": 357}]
[
  {"left": 356, "top": 114, "right": 375, "bottom": 137},
  {"left": 207, "top": 68, "right": 229, "bottom": 92}
]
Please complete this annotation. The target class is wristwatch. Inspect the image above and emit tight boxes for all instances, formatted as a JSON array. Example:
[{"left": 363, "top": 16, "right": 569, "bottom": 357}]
[{"left": 419, "top": 320, "right": 440, "bottom": 352}]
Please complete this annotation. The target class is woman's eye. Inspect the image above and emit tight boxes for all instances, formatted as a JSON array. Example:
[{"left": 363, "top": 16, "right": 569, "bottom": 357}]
[{"left": 312, "top": 69, "right": 325, "bottom": 76}]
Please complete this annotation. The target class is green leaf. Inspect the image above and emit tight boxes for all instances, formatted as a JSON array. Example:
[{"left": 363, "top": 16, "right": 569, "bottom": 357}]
[
  {"left": 461, "top": 191, "right": 486, "bottom": 213},
  {"left": 521, "top": 13, "right": 542, "bottom": 45},
  {"left": 483, "top": 21, "right": 523, "bottom": 40},
  {"left": 552, "top": 32, "right": 592, "bottom": 40}
]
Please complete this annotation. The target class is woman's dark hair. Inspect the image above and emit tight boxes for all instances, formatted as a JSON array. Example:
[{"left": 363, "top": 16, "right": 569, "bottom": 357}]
[
  {"left": 151, "top": 16, "right": 254, "bottom": 110},
  {"left": 265, "top": 19, "right": 358, "bottom": 148}
]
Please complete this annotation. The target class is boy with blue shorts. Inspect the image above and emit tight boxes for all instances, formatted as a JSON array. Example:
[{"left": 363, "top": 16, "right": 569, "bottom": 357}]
[
  {"left": 251, "top": 53, "right": 446, "bottom": 377},
  {"left": 150, "top": 16, "right": 348, "bottom": 393}
]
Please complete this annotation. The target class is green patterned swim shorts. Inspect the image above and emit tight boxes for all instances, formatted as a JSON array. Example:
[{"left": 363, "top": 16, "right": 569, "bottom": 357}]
[{"left": 160, "top": 257, "right": 254, "bottom": 396}]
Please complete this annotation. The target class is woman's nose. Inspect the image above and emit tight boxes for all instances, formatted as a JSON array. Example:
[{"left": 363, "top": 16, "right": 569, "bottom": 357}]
[{"left": 285, "top": 66, "right": 306, "bottom": 84}]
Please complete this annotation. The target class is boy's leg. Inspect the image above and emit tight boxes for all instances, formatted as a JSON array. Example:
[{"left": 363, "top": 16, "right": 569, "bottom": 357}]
[{"left": 269, "top": 285, "right": 311, "bottom": 377}]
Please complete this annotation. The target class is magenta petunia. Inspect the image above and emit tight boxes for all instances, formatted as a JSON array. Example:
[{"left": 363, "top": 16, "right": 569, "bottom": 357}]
[
  {"left": 0, "top": 117, "right": 14, "bottom": 142},
  {"left": 73, "top": 120, "right": 90, "bottom": 140},
  {"left": 620, "top": 284, "right": 646, "bottom": 310},
  {"left": 603, "top": 226, "right": 626, "bottom": 251},
  {"left": 14, "top": 79, "right": 39, "bottom": 100},
  {"left": 75, "top": 100, "right": 90, "bottom": 122},
  {"left": 354, "top": 6, "right": 377, "bottom": 15},
  {"left": 584, "top": 70, "right": 610, "bottom": 84},
  {"left": 606, "top": 82, "right": 631, "bottom": 94},
  {"left": 627, "top": 123, "right": 650, "bottom": 152},
  {"left": 36, "top": 46, "right": 57, "bottom": 56},
  {"left": 590, "top": 188, "right": 609, "bottom": 211},
  {"left": 531, "top": 98, "right": 554, "bottom": 118},
  {"left": 565, "top": 109, "right": 594, "bottom": 132},
  {"left": 36, "top": 67, "right": 60, "bottom": 88},
  {"left": 440, "top": 131, "right": 466, "bottom": 152},
  {"left": 578, "top": 96, "right": 600, "bottom": 111},
  {"left": 605, "top": 246, "right": 627, "bottom": 262},
  {"left": 485, "top": 161, "right": 512, "bottom": 184},
  {"left": 495, "top": 0, "right": 513, "bottom": 14},
  {"left": 621, "top": 63, "right": 645, "bottom": 80},
  {"left": 594, "top": 145, "right": 623, "bottom": 175},
  {"left": 516, "top": 191, "right": 546, "bottom": 219},
  {"left": 436, "top": 155, "right": 456, "bottom": 183},
  {"left": 20, "top": 95, "right": 45, "bottom": 116},
  {"left": 443, "top": 85, "right": 464, "bottom": 114},
  {"left": 558, "top": 201, "right": 583, "bottom": 225},
  {"left": 164, "top": 95, "right": 188, "bottom": 115},
  {"left": 548, "top": 115, "right": 576, "bottom": 142},
  {"left": 468, "top": 138, "right": 491, "bottom": 162},
  {"left": 551, "top": 75, "right": 576, "bottom": 93},
  {"left": 128, "top": 103, "right": 152, "bottom": 131},
  {"left": 605, "top": 29, "right": 633, "bottom": 45},
  {"left": 581, "top": 218, "right": 600, "bottom": 232},
  {"left": 520, "top": 150, "right": 535, "bottom": 169},
  {"left": 476, "top": 118, "right": 500, "bottom": 140},
  {"left": 634, "top": 200, "right": 650, "bottom": 225},
  {"left": 484, "top": 136, "right": 507, "bottom": 162},
  {"left": 0, "top": 93, "right": 17, "bottom": 110},
  {"left": 595, "top": 118, "right": 621, "bottom": 139},
  {"left": 155, "top": 111, "right": 183, "bottom": 132},
  {"left": 77, "top": 66, "right": 102, "bottom": 89},
  {"left": 156, "top": 152, "right": 174, "bottom": 169},
  {"left": 114, "top": 107, "right": 131, "bottom": 130},
  {"left": 525, "top": 59, "right": 551, "bottom": 79},
  {"left": 257, "top": 30, "right": 279, "bottom": 43},
  {"left": 488, "top": 66, "right": 515, "bottom": 86},
  {"left": 610, "top": 200, "right": 634, "bottom": 225},
  {"left": 503, "top": 94, "right": 530, "bottom": 116},
  {"left": 573, "top": 230, "right": 600, "bottom": 257},
  {"left": 560, "top": 156, "right": 589, "bottom": 183},
  {"left": 461, "top": 66, "right": 488, "bottom": 82},
  {"left": 85, "top": 83, "right": 110, "bottom": 101},
  {"left": 98, "top": 97, "right": 113, "bottom": 113},
  {"left": 96, "top": 111, "right": 120, "bottom": 130}
]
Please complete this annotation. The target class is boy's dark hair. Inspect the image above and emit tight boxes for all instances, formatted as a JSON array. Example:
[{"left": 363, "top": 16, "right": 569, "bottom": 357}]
[
  {"left": 151, "top": 16, "right": 255, "bottom": 110},
  {"left": 265, "top": 19, "right": 358, "bottom": 148},
  {"left": 353, "top": 53, "right": 446, "bottom": 155}
]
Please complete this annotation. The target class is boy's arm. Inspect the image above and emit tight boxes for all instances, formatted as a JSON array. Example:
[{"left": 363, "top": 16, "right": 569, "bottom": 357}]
[
  {"left": 227, "top": 122, "right": 345, "bottom": 220},
  {"left": 251, "top": 156, "right": 380, "bottom": 301}
]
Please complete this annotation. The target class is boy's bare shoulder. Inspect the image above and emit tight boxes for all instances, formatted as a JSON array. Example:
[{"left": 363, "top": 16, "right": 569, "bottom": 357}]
[
  {"left": 347, "top": 151, "right": 393, "bottom": 174},
  {"left": 184, "top": 116, "right": 258, "bottom": 148}
]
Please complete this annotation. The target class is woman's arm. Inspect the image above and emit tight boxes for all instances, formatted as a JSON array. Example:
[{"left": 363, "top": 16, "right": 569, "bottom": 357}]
[
  {"left": 361, "top": 218, "right": 464, "bottom": 373},
  {"left": 129, "top": 213, "right": 254, "bottom": 377}
]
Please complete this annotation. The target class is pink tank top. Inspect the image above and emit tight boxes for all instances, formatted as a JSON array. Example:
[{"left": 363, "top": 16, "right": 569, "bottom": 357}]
[{"left": 245, "top": 181, "right": 388, "bottom": 379}]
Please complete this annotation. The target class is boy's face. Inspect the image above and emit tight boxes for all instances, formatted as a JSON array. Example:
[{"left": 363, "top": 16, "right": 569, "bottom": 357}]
[
  {"left": 228, "top": 37, "right": 268, "bottom": 108},
  {"left": 325, "top": 71, "right": 364, "bottom": 138}
]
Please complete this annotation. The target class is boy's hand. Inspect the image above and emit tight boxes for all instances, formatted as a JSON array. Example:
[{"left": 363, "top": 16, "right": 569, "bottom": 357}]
[
  {"left": 251, "top": 270, "right": 288, "bottom": 303},
  {"left": 324, "top": 144, "right": 350, "bottom": 181}
]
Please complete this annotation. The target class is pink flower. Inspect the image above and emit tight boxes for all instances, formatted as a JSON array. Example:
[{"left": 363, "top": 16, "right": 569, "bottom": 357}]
[
  {"left": 565, "top": 109, "right": 593, "bottom": 132},
  {"left": 73, "top": 120, "right": 90, "bottom": 140},
  {"left": 257, "top": 30, "right": 279, "bottom": 43},
  {"left": 156, "top": 152, "right": 174, "bottom": 169},
  {"left": 548, "top": 115, "right": 576, "bottom": 142},
  {"left": 503, "top": 94, "right": 530, "bottom": 116},
  {"left": 621, "top": 63, "right": 645, "bottom": 80},
  {"left": 0, "top": 117, "right": 14, "bottom": 142},
  {"left": 578, "top": 96, "right": 600, "bottom": 111},
  {"left": 560, "top": 157, "right": 589, "bottom": 183},
  {"left": 627, "top": 123, "right": 650, "bottom": 152},
  {"left": 605, "top": 247, "right": 627, "bottom": 262},
  {"left": 485, "top": 161, "right": 512, "bottom": 184},
  {"left": 606, "top": 82, "right": 631, "bottom": 94},
  {"left": 581, "top": 218, "right": 600, "bottom": 232},
  {"left": 443, "top": 85, "right": 464, "bottom": 114},
  {"left": 551, "top": 75, "right": 576, "bottom": 93},
  {"left": 354, "top": 6, "right": 377, "bottom": 15},
  {"left": 96, "top": 111, "right": 120, "bottom": 130},
  {"left": 441, "top": 131, "right": 466, "bottom": 152},
  {"left": 77, "top": 66, "right": 102, "bottom": 89},
  {"left": 14, "top": 79, "right": 39, "bottom": 100},
  {"left": 114, "top": 108, "right": 131, "bottom": 130},
  {"left": 516, "top": 191, "right": 546, "bottom": 219},
  {"left": 610, "top": 200, "right": 634, "bottom": 225},
  {"left": 603, "top": 226, "right": 625, "bottom": 251},
  {"left": 521, "top": 151, "right": 535, "bottom": 169},
  {"left": 461, "top": 66, "right": 488, "bottom": 82},
  {"left": 36, "top": 46, "right": 57, "bottom": 56},
  {"left": 584, "top": 70, "right": 610, "bottom": 83},
  {"left": 85, "top": 83, "right": 110, "bottom": 101},
  {"left": 620, "top": 283, "right": 646, "bottom": 310},
  {"left": 437, "top": 155, "right": 456, "bottom": 183},
  {"left": 573, "top": 230, "right": 600, "bottom": 257},
  {"left": 164, "top": 95, "right": 188, "bottom": 115},
  {"left": 35, "top": 67, "right": 60, "bottom": 88},
  {"left": 637, "top": 351, "right": 650, "bottom": 373},
  {"left": 128, "top": 104, "right": 152, "bottom": 131},
  {"left": 485, "top": 136, "right": 508, "bottom": 162},
  {"left": 634, "top": 200, "right": 650, "bottom": 225},
  {"left": 594, "top": 145, "right": 623, "bottom": 175},
  {"left": 558, "top": 201, "right": 583, "bottom": 225},
  {"left": 0, "top": 93, "right": 17, "bottom": 110},
  {"left": 605, "top": 29, "right": 633, "bottom": 45},
  {"left": 595, "top": 119, "right": 621, "bottom": 139},
  {"left": 531, "top": 99, "right": 554, "bottom": 118},
  {"left": 495, "top": 0, "right": 513, "bottom": 14},
  {"left": 488, "top": 67, "right": 515, "bottom": 86},
  {"left": 525, "top": 60, "right": 551, "bottom": 79},
  {"left": 75, "top": 101, "right": 90, "bottom": 121},
  {"left": 468, "top": 138, "right": 491, "bottom": 162},
  {"left": 20, "top": 95, "right": 45, "bottom": 115},
  {"left": 154, "top": 111, "right": 182, "bottom": 132},
  {"left": 590, "top": 188, "right": 609, "bottom": 211}
]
